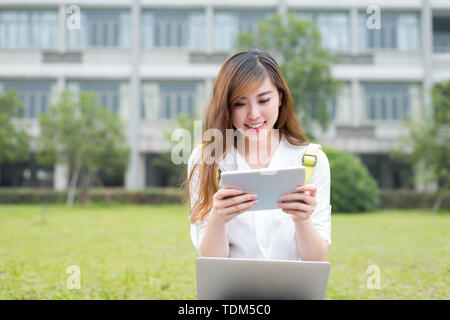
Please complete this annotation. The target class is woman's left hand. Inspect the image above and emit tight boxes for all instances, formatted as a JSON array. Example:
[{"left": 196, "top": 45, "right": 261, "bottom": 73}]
[{"left": 277, "top": 184, "right": 317, "bottom": 223}]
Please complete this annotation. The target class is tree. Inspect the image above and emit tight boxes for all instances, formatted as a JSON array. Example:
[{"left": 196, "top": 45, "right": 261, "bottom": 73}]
[
  {"left": 152, "top": 114, "right": 197, "bottom": 186},
  {"left": 37, "top": 90, "right": 130, "bottom": 205},
  {"left": 0, "top": 90, "right": 30, "bottom": 182},
  {"left": 235, "top": 12, "right": 340, "bottom": 137},
  {"left": 393, "top": 79, "right": 450, "bottom": 212}
]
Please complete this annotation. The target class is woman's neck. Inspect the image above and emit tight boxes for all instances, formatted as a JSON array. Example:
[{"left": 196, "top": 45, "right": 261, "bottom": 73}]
[{"left": 242, "top": 130, "right": 281, "bottom": 169}]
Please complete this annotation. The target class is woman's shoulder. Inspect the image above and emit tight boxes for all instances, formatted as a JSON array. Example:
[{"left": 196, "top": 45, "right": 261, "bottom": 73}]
[
  {"left": 188, "top": 144, "right": 202, "bottom": 165},
  {"left": 187, "top": 144, "right": 203, "bottom": 177},
  {"left": 282, "top": 137, "right": 329, "bottom": 168}
]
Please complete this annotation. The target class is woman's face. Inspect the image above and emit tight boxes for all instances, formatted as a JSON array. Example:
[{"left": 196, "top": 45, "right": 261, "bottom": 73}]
[{"left": 230, "top": 76, "right": 282, "bottom": 142}]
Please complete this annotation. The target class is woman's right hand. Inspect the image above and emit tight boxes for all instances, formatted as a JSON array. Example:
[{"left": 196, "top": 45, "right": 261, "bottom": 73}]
[{"left": 209, "top": 188, "right": 258, "bottom": 225}]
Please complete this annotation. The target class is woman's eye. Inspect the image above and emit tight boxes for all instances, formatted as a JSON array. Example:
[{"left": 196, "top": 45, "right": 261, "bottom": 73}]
[
  {"left": 260, "top": 99, "right": 271, "bottom": 104},
  {"left": 234, "top": 103, "right": 245, "bottom": 107}
]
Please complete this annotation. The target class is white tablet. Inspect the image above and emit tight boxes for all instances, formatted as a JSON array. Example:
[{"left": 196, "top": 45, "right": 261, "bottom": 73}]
[{"left": 220, "top": 166, "right": 305, "bottom": 211}]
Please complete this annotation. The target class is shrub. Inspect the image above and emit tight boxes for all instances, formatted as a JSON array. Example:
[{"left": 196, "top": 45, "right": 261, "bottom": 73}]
[
  {"left": 0, "top": 188, "right": 448, "bottom": 210},
  {"left": 0, "top": 187, "right": 184, "bottom": 205},
  {"left": 323, "top": 146, "right": 379, "bottom": 213},
  {"left": 378, "top": 189, "right": 450, "bottom": 210}
]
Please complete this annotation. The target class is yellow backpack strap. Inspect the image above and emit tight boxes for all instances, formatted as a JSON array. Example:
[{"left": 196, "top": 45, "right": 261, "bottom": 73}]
[
  {"left": 216, "top": 168, "right": 221, "bottom": 186},
  {"left": 302, "top": 143, "right": 322, "bottom": 184}
]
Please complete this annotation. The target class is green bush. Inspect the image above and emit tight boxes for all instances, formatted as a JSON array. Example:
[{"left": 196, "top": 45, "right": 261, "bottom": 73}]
[
  {"left": 323, "top": 146, "right": 379, "bottom": 213},
  {"left": 379, "top": 189, "right": 450, "bottom": 210},
  {"left": 0, "top": 187, "right": 184, "bottom": 205}
]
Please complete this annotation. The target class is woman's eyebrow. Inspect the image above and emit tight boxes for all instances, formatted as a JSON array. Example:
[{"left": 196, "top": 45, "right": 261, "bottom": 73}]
[
  {"left": 257, "top": 90, "right": 273, "bottom": 97},
  {"left": 238, "top": 90, "right": 273, "bottom": 100}
]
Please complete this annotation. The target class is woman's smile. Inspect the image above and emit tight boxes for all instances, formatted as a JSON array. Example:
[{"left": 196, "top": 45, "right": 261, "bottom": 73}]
[{"left": 245, "top": 121, "right": 266, "bottom": 130}]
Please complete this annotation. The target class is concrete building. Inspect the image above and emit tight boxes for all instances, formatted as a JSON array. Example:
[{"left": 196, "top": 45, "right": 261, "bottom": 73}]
[{"left": 0, "top": 0, "right": 449, "bottom": 190}]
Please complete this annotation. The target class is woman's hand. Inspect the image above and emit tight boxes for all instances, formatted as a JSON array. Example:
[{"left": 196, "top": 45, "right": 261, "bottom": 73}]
[
  {"left": 277, "top": 184, "right": 317, "bottom": 223},
  {"left": 209, "top": 187, "right": 258, "bottom": 225}
]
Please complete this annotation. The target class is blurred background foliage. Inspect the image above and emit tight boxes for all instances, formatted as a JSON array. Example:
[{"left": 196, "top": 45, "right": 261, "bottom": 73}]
[
  {"left": 37, "top": 90, "right": 130, "bottom": 205},
  {"left": 236, "top": 12, "right": 340, "bottom": 138},
  {"left": 0, "top": 90, "right": 30, "bottom": 165}
]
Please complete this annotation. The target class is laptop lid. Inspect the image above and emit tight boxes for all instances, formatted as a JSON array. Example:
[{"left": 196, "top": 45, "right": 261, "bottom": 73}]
[{"left": 196, "top": 257, "right": 331, "bottom": 300}]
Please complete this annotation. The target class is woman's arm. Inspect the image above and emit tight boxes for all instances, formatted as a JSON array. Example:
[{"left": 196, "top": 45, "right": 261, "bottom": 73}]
[
  {"left": 278, "top": 149, "right": 332, "bottom": 261},
  {"left": 278, "top": 184, "right": 328, "bottom": 261},
  {"left": 196, "top": 188, "right": 258, "bottom": 257},
  {"left": 294, "top": 218, "right": 328, "bottom": 261},
  {"left": 199, "top": 217, "right": 229, "bottom": 257}
]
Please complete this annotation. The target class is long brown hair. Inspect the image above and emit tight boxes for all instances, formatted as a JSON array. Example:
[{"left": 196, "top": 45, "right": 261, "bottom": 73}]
[{"left": 187, "top": 49, "right": 307, "bottom": 223}]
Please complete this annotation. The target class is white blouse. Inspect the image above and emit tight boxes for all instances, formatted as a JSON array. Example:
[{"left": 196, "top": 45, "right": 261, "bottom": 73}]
[{"left": 188, "top": 135, "right": 332, "bottom": 260}]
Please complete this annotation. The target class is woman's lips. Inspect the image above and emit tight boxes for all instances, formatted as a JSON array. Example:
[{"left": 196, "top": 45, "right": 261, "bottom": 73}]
[{"left": 245, "top": 121, "right": 266, "bottom": 130}]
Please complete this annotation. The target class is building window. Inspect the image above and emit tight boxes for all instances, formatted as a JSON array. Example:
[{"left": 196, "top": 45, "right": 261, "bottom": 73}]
[
  {"left": 433, "top": 17, "right": 450, "bottom": 53},
  {"left": 67, "top": 11, "right": 130, "bottom": 48},
  {"left": 141, "top": 11, "right": 205, "bottom": 49},
  {"left": 362, "top": 83, "right": 410, "bottom": 121},
  {"left": 3, "top": 81, "right": 52, "bottom": 119},
  {"left": 310, "top": 96, "right": 337, "bottom": 121},
  {"left": 79, "top": 81, "right": 121, "bottom": 114},
  {"left": 359, "top": 12, "right": 420, "bottom": 51},
  {"left": 328, "top": 97, "right": 337, "bottom": 120},
  {"left": 359, "top": 154, "right": 414, "bottom": 189},
  {"left": 155, "top": 13, "right": 187, "bottom": 47},
  {"left": 140, "top": 94, "right": 146, "bottom": 119},
  {"left": 0, "top": 154, "right": 54, "bottom": 187},
  {"left": 298, "top": 11, "right": 350, "bottom": 51},
  {"left": 213, "top": 11, "right": 270, "bottom": 51},
  {"left": 0, "top": 10, "right": 58, "bottom": 49},
  {"left": 159, "top": 83, "right": 197, "bottom": 119},
  {"left": 238, "top": 12, "right": 269, "bottom": 35}
]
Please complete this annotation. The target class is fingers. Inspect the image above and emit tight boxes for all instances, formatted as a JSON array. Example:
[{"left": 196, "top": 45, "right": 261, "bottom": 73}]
[
  {"left": 214, "top": 188, "right": 242, "bottom": 201},
  {"left": 296, "top": 184, "right": 317, "bottom": 197},
  {"left": 281, "top": 209, "right": 310, "bottom": 217},
  {"left": 278, "top": 183, "right": 318, "bottom": 213},
  {"left": 221, "top": 193, "right": 257, "bottom": 208},
  {"left": 221, "top": 199, "right": 258, "bottom": 215},
  {"left": 277, "top": 201, "right": 310, "bottom": 212},
  {"left": 280, "top": 192, "right": 317, "bottom": 206},
  {"left": 212, "top": 188, "right": 258, "bottom": 218}
]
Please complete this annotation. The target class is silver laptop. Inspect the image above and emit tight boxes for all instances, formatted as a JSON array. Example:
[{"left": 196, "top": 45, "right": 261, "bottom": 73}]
[{"left": 196, "top": 257, "right": 331, "bottom": 300}]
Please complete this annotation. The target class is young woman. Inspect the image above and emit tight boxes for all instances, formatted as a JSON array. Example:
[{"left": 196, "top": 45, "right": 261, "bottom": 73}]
[{"left": 187, "top": 49, "right": 331, "bottom": 261}]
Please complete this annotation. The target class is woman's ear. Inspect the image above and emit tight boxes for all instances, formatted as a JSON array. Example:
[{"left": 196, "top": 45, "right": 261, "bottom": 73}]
[{"left": 279, "top": 92, "right": 283, "bottom": 107}]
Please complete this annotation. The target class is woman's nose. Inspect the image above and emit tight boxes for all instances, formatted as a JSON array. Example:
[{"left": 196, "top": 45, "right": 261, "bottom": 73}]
[{"left": 248, "top": 104, "right": 260, "bottom": 120}]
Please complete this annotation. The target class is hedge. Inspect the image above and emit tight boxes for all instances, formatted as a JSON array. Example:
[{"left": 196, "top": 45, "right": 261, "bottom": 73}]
[
  {"left": 378, "top": 189, "right": 450, "bottom": 210},
  {"left": 0, "top": 187, "right": 184, "bottom": 205},
  {"left": 0, "top": 187, "right": 448, "bottom": 211}
]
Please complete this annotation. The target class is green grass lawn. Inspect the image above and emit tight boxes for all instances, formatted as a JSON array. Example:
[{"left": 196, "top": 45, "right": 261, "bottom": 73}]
[{"left": 0, "top": 204, "right": 448, "bottom": 300}]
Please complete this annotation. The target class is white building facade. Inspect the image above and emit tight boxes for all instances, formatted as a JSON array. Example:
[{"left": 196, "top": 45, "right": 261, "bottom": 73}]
[{"left": 0, "top": 0, "right": 449, "bottom": 190}]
